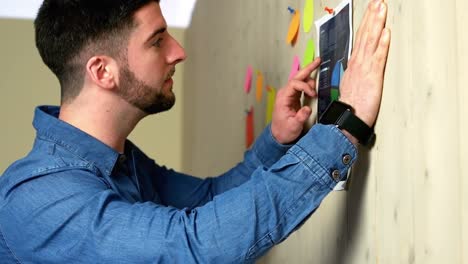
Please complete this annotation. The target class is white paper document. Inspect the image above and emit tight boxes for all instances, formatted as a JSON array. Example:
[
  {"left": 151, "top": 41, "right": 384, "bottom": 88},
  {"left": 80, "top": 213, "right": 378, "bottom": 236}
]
[{"left": 315, "top": 0, "right": 353, "bottom": 191}]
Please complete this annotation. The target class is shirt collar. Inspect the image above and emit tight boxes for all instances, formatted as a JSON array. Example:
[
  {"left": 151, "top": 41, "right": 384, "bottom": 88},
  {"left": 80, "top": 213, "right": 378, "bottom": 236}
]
[{"left": 33, "top": 105, "right": 120, "bottom": 177}]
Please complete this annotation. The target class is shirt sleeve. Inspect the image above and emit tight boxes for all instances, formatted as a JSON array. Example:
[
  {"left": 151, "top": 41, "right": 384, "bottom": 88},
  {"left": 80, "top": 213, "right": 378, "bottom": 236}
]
[
  {"left": 1, "top": 124, "right": 357, "bottom": 263},
  {"left": 154, "top": 124, "right": 293, "bottom": 208}
]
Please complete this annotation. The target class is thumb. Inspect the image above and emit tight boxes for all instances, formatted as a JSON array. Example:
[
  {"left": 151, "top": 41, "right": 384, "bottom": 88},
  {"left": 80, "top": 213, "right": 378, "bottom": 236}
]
[{"left": 295, "top": 106, "right": 312, "bottom": 124}]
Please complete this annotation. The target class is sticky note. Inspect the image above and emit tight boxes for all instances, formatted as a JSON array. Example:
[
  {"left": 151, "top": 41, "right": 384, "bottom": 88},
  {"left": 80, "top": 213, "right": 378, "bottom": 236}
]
[
  {"left": 286, "top": 11, "right": 300, "bottom": 45},
  {"left": 246, "top": 107, "right": 254, "bottom": 148},
  {"left": 256, "top": 71, "right": 264, "bottom": 102},
  {"left": 303, "top": 0, "right": 314, "bottom": 33},
  {"left": 302, "top": 39, "right": 315, "bottom": 68},
  {"left": 265, "top": 87, "right": 276, "bottom": 125},
  {"left": 288, "top": 56, "right": 301, "bottom": 81},
  {"left": 244, "top": 66, "right": 253, "bottom": 94}
]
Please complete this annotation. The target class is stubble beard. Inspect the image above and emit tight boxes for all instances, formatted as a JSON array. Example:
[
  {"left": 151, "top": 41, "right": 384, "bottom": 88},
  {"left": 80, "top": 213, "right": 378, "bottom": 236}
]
[{"left": 117, "top": 65, "right": 175, "bottom": 115}]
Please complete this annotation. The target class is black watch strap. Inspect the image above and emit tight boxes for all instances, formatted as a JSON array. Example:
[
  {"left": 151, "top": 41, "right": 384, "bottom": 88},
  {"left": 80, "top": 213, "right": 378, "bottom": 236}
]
[
  {"left": 319, "top": 100, "right": 375, "bottom": 145},
  {"left": 336, "top": 109, "right": 374, "bottom": 145}
]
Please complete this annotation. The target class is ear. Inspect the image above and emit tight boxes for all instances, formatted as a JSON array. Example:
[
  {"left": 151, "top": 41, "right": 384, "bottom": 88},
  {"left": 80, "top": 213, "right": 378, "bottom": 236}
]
[{"left": 85, "top": 56, "right": 119, "bottom": 90}]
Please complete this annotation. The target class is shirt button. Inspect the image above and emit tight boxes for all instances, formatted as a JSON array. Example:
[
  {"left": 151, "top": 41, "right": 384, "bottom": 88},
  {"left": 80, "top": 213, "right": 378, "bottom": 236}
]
[
  {"left": 342, "top": 154, "right": 352, "bottom": 165},
  {"left": 332, "top": 170, "right": 341, "bottom": 181},
  {"left": 118, "top": 154, "right": 127, "bottom": 163}
]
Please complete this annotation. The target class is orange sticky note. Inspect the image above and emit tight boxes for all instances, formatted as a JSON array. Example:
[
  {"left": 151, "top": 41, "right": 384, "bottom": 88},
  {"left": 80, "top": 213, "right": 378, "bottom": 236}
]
[
  {"left": 244, "top": 66, "right": 253, "bottom": 93},
  {"left": 286, "top": 11, "right": 300, "bottom": 45},
  {"left": 256, "top": 71, "right": 264, "bottom": 102},
  {"left": 288, "top": 56, "right": 300, "bottom": 81},
  {"left": 246, "top": 107, "right": 254, "bottom": 148},
  {"left": 265, "top": 87, "right": 276, "bottom": 125}
]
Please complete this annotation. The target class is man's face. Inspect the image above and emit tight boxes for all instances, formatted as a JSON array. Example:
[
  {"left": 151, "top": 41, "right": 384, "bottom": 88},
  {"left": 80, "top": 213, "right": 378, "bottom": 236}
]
[{"left": 117, "top": 2, "right": 186, "bottom": 114}]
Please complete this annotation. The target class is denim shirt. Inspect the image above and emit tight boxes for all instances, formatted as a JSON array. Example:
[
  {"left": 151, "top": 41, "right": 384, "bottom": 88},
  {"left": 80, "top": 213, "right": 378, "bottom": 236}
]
[{"left": 0, "top": 106, "right": 356, "bottom": 263}]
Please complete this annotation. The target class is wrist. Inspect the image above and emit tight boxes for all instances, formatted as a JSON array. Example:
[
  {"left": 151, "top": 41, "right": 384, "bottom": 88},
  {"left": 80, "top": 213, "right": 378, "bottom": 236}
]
[
  {"left": 271, "top": 123, "right": 298, "bottom": 145},
  {"left": 340, "top": 129, "right": 359, "bottom": 145},
  {"left": 339, "top": 98, "right": 376, "bottom": 127},
  {"left": 271, "top": 128, "right": 294, "bottom": 145},
  {"left": 318, "top": 100, "right": 375, "bottom": 146}
]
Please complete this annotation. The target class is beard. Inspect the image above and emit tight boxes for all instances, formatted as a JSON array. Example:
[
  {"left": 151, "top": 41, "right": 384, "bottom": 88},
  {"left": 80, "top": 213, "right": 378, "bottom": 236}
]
[{"left": 117, "top": 65, "right": 175, "bottom": 115}]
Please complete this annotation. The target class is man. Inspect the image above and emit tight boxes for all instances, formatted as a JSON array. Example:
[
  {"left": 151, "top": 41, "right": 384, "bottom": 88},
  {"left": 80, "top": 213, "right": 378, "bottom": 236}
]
[{"left": 0, "top": 0, "right": 390, "bottom": 263}]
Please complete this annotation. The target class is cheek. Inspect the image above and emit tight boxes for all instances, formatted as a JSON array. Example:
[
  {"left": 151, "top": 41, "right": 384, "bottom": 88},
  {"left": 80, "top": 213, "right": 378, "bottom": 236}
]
[
  {"left": 147, "top": 55, "right": 168, "bottom": 79},
  {"left": 135, "top": 61, "right": 167, "bottom": 86},
  {"left": 127, "top": 50, "right": 166, "bottom": 84}
]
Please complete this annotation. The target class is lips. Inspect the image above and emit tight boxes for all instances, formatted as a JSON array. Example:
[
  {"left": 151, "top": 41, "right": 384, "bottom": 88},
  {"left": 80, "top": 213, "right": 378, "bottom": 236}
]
[{"left": 165, "top": 68, "right": 176, "bottom": 82}]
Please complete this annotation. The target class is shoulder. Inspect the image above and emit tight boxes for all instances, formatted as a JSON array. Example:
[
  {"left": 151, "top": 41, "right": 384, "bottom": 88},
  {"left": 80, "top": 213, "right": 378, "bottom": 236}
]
[
  {"left": 1, "top": 156, "right": 109, "bottom": 207},
  {"left": 1, "top": 148, "right": 103, "bottom": 196}
]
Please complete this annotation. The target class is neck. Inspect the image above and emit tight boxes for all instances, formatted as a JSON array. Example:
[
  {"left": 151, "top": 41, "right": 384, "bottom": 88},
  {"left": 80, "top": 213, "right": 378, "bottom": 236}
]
[{"left": 59, "top": 97, "right": 146, "bottom": 153}]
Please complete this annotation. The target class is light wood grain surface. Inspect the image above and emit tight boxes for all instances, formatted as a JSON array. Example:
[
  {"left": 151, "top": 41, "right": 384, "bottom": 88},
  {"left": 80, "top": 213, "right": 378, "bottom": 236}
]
[{"left": 182, "top": 0, "right": 467, "bottom": 263}]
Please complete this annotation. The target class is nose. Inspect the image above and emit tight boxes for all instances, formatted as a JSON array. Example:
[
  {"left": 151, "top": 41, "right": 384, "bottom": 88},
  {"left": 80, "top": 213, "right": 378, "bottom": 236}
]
[{"left": 167, "top": 36, "right": 187, "bottom": 65}]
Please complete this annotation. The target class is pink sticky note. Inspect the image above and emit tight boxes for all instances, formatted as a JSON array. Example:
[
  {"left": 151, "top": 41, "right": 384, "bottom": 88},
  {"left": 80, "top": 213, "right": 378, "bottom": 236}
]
[
  {"left": 244, "top": 66, "right": 253, "bottom": 93},
  {"left": 288, "top": 56, "right": 300, "bottom": 81}
]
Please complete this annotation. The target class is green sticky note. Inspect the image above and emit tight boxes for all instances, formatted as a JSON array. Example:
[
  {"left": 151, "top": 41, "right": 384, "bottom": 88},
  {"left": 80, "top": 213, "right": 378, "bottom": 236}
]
[
  {"left": 302, "top": 39, "right": 315, "bottom": 68},
  {"left": 303, "top": 0, "right": 314, "bottom": 33}
]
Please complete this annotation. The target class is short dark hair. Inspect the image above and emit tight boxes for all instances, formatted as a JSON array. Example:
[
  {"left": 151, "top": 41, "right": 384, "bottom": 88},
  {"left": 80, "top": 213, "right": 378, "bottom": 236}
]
[{"left": 34, "top": 0, "right": 159, "bottom": 103}]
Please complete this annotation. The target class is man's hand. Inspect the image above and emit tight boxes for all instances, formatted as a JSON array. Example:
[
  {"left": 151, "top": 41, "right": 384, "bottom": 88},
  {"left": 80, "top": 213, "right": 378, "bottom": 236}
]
[
  {"left": 271, "top": 0, "right": 390, "bottom": 145},
  {"left": 339, "top": 0, "right": 391, "bottom": 127},
  {"left": 271, "top": 58, "right": 321, "bottom": 144}
]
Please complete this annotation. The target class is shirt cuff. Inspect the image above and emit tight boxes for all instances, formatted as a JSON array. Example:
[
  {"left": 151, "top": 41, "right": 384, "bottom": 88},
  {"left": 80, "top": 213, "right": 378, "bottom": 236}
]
[
  {"left": 288, "top": 124, "right": 357, "bottom": 188},
  {"left": 251, "top": 124, "right": 293, "bottom": 168}
]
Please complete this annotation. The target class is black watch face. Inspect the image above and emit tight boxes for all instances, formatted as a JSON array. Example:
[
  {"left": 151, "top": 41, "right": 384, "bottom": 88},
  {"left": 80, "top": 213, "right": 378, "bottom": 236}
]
[{"left": 319, "top": 101, "right": 349, "bottom": 125}]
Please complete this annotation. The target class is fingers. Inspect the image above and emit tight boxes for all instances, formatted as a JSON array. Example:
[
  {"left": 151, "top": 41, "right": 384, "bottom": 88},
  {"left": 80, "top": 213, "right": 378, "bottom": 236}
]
[
  {"left": 355, "top": 0, "right": 385, "bottom": 61},
  {"left": 293, "top": 57, "right": 321, "bottom": 81},
  {"left": 283, "top": 79, "right": 316, "bottom": 98},
  {"left": 374, "top": 28, "right": 391, "bottom": 72},
  {"left": 356, "top": 1, "right": 378, "bottom": 58},
  {"left": 306, "top": 78, "right": 318, "bottom": 97},
  {"left": 283, "top": 58, "right": 320, "bottom": 99},
  {"left": 354, "top": 1, "right": 372, "bottom": 52},
  {"left": 365, "top": 2, "right": 388, "bottom": 57},
  {"left": 294, "top": 106, "right": 312, "bottom": 124}
]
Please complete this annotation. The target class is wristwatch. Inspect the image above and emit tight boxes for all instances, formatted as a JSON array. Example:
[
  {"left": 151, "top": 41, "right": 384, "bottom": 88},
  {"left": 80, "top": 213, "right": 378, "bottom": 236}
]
[{"left": 318, "top": 100, "right": 375, "bottom": 146}]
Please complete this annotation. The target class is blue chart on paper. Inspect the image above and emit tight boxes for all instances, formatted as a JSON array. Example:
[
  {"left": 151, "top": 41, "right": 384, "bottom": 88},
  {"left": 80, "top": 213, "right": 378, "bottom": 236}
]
[{"left": 330, "top": 59, "right": 344, "bottom": 101}]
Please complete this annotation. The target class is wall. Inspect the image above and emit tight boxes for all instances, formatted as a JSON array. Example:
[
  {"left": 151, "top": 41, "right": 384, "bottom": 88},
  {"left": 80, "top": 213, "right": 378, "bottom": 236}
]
[
  {"left": 183, "top": 0, "right": 467, "bottom": 263},
  {"left": 0, "top": 19, "right": 186, "bottom": 173},
  {"left": 0, "top": 19, "right": 58, "bottom": 173}
]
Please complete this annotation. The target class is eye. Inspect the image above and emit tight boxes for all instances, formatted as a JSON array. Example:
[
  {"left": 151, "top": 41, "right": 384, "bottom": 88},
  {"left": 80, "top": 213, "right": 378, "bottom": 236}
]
[{"left": 153, "top": 38, "right": 164, "bottom": 48}]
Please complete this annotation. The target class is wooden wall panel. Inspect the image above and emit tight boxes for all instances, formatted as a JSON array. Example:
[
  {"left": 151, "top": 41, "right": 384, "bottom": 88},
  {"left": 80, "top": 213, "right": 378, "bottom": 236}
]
[
  {"left": 456, "top": 0, "right": 468, "bottom": 262},
  {"left": 182, "top": 0, "right": 467, "bottom": 263}
]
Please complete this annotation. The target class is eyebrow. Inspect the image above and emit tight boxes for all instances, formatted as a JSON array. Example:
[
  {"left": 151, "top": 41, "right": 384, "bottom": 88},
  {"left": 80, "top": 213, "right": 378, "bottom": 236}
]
[{"left": 145, "top": 27, "right": 167, "bottom": 43}]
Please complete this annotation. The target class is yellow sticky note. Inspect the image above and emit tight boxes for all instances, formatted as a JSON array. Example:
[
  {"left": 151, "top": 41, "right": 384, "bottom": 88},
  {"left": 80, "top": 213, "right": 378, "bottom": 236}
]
[
  {"left": 286, "top": 11, "right": 300, "bottom": 45},
  {"left": 256, "top": 71, "right": 264, "bottom": 102},
  {"left": 302, "top": 39, "right": 315, "bottom": 68},
  {"left": 303, "top": 0, "right": 314, "bottom": 33},
  {"left": 265, "top": 86, "right": 276, "bottom": 125}
]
